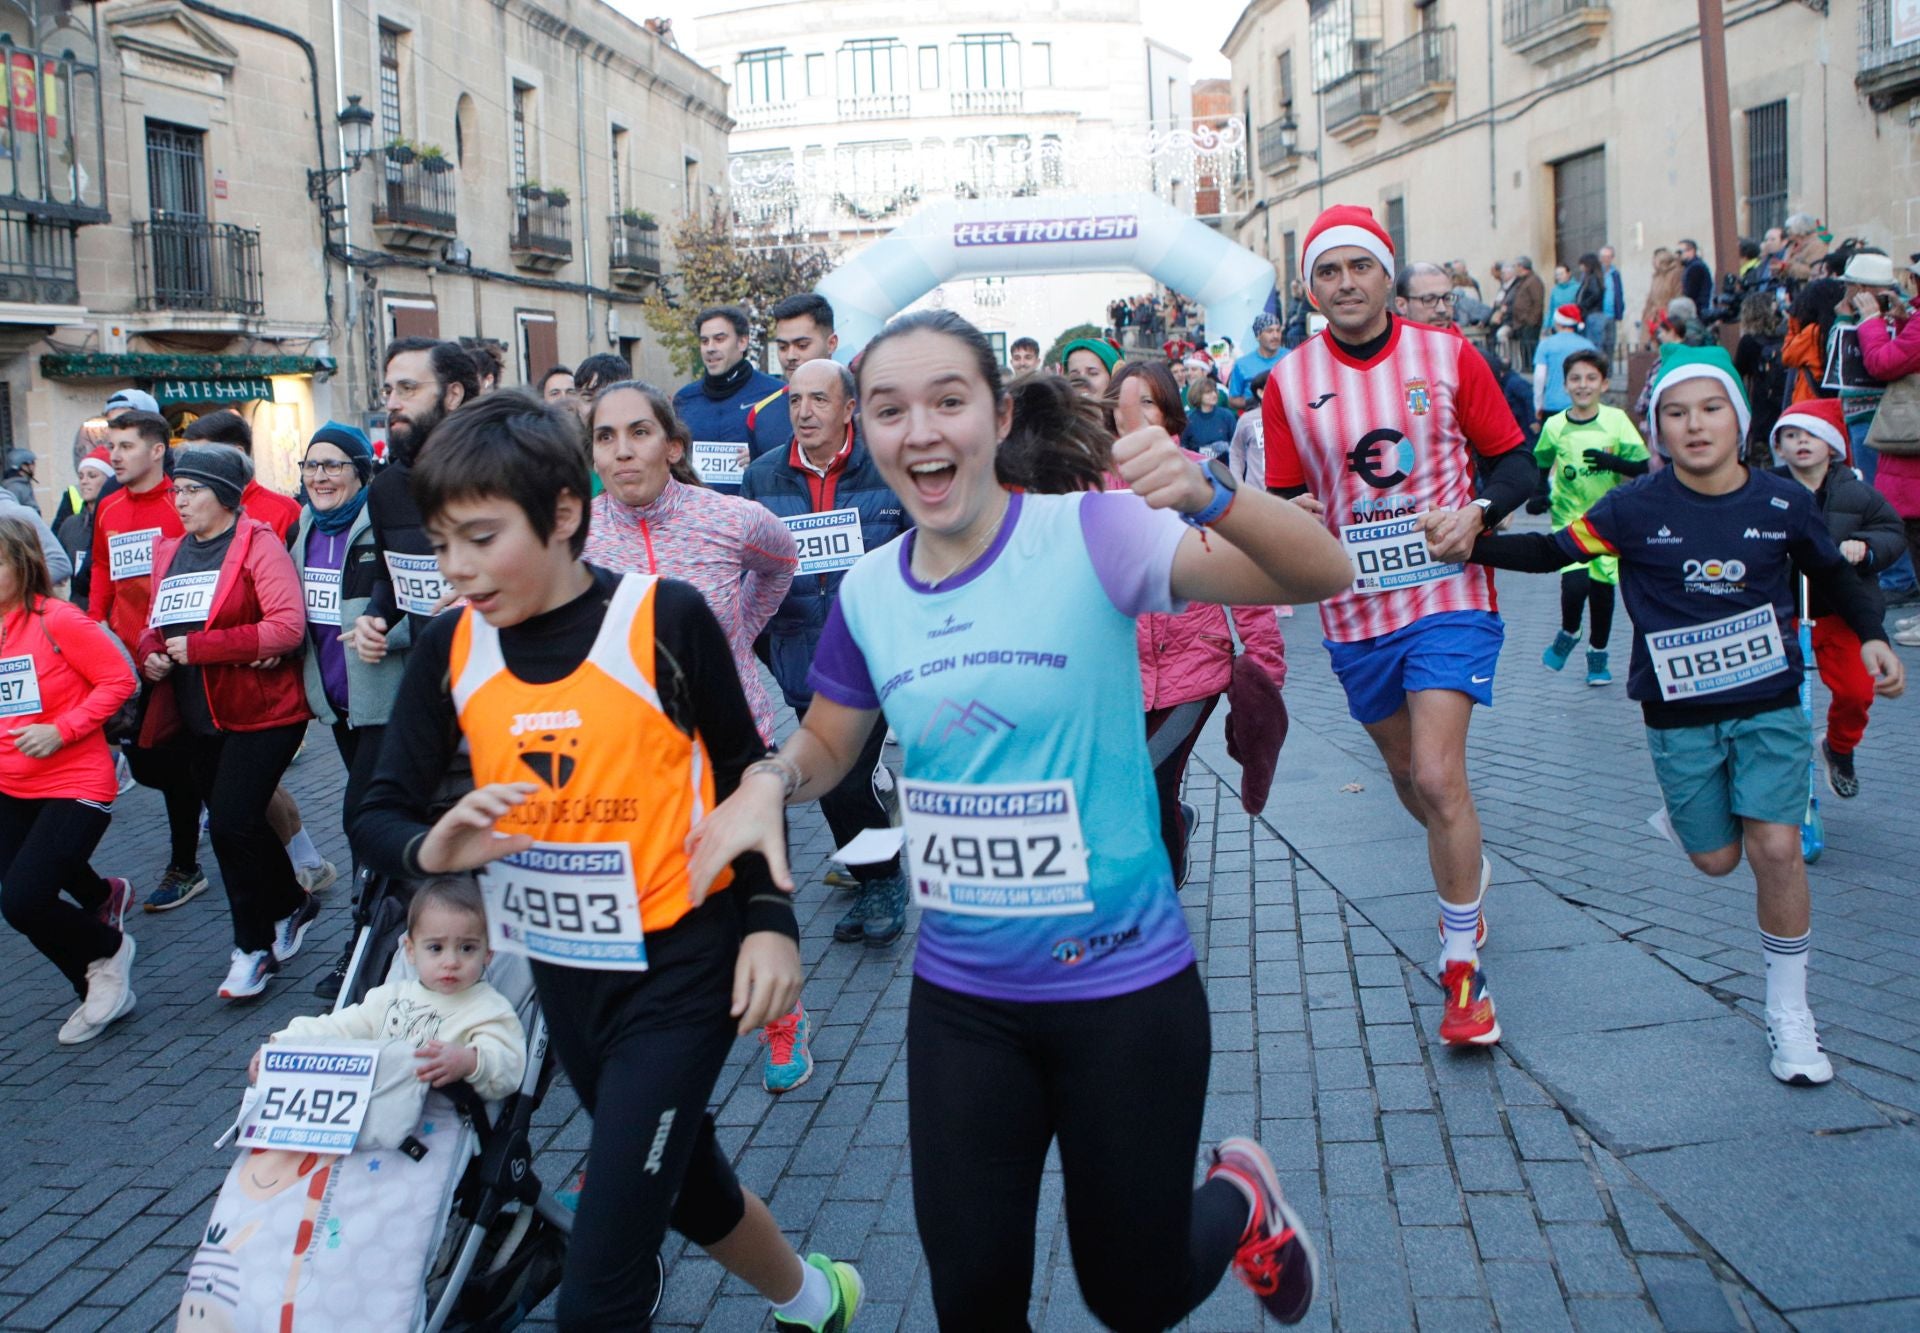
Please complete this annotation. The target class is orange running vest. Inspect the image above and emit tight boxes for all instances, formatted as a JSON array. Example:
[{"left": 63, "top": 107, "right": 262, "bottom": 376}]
[{"left": 449, "top": 573, "right": 731, "bottom": 933}]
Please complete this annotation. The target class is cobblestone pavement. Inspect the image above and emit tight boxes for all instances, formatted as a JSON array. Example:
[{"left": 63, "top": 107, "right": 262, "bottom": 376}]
[{"left": 2, "top": 565, "right": 1917, "bottom": 1331}]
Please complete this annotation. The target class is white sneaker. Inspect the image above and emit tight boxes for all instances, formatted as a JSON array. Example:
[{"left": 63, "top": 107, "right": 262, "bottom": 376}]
[
  {"left": 1895, "top": 613, "right": 1920, "bottom": 633},
  {"left": 1766, "top": 1006, "right": 1834, "bottom": 1086},
  {"left": 80, "top": 932, "right": 135, "bottom": 1025},
  {"left": 113, "top": 749, "right": 134, "bottom": 796},
  {"left": 219, "top": 948, "right": 277, "bottom": 999},
  {"left": 295, "top": 860, "right": 338, "bottom": 895},
  {"left": 1894, "top": 624, "right": 1920, "bottom": 648}
]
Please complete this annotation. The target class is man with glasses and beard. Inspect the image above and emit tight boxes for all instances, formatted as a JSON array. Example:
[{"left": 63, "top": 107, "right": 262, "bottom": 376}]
[{"left": 350, "top": 338, "right": 480, "bottom": 670}]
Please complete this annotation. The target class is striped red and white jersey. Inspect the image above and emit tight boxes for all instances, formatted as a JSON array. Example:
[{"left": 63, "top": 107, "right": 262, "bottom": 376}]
[{"left": 1264, "top": 318, "right": 1524, "bottom": 642}]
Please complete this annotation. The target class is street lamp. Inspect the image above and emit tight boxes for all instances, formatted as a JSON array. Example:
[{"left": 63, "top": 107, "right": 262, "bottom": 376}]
[
  {"left": 1277, "top": 114, "right": 1320, "bottom": 163},
  {"left": 337, "top": 95, "right": 376, "bottom": 167}
]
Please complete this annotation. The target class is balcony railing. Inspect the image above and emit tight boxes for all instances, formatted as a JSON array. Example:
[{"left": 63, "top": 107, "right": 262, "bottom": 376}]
[
  {"left": 1502, "top": 0, "right": 1610, "bottom": 61},
  {"left": 509, "top": 190, "right": 572, "bottom": 270},
  {"left": 1379, "top": 26, "right": 1456, "bottom": 116},
  {"left": 1323, "top": 71, "right": 1381, "bottom": 136},
  {"left": 1858, "top": 1, "right": 1920, "bottom": 107},
  {"left": 1257, "top": 117, "right": 1296, "bottom": 174},
  {"left": 0, "top": 25, "right": 110, "bottom": 226},
  {"left": 836, "top": 93, "right": 911, "bottom": 121},
  {"left": 950, "top": 89, "right": 1023, "bottom": 115},
  {"left": 608, "top": 216, "right": 661, "bottom": 284},
  {"left": 0, "top": 211, "right": 78, "bottom": 307},
  {"left": 133, "top": 218, "right": 263, "bottom": 316},
  {"left": 735, "top": 100, "right": 798, "bottom": 129},
  {"left": 372, "top": 152, "right": 456, "bottom": 239}
]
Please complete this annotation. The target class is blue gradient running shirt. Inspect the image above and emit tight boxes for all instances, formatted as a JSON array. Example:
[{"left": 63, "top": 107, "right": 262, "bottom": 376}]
[{"left": 808, "top": 490, "right": 1197, "bottom": 1002}]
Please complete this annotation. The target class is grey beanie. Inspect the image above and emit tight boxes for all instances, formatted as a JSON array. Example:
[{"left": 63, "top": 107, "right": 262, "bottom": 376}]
[{"left": 172, "top": 443, "right": 253, "bottom": 510}]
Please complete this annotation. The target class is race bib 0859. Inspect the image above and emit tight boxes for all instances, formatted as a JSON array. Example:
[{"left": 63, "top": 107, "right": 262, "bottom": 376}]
[
  {"left": 902, "top": 779, "right": 1093, "bottom": 917},
  {"left": 1645, "top": 604, "right": 1789, "bottom": 700}
]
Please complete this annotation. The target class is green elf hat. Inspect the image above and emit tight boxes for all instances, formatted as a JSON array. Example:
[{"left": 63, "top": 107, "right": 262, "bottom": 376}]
[
  {"left": 1059, "top": 337, "right": 1122, "bottom": 372},
  {"left": 1645, "top": 344, "right": 1751, "bottom": 453}
]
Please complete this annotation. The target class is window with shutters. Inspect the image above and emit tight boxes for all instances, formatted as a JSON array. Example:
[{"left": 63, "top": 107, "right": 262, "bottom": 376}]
[
  {"left": 378, "top": 25, "right": 404, "bottom": 146},
  {"left": 511, "top": 83, "right": 534, "bottom": 188},
  {"left": 384, "top": 298, "right": 439, "bottom": 343},
  {"left": 610, "top": 125, "right": 629, "bottom": 216},
  {"left": 1745, "top": 100, "right": 1788, "bottom": 237},
  {"left": 1384, "top": 196, "right": 1406, "bottom": 264},
  {"left": 517, "top": 311, "right": 559, "bottom": 386}
]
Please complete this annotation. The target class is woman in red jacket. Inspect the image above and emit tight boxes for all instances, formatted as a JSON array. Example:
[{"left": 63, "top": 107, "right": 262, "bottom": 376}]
[
  {"left": 0, "top": 516, "right": 140, "bottom": 1043},
  {"left": 136, "top": 447, "right": 317, "bottom": 999}
]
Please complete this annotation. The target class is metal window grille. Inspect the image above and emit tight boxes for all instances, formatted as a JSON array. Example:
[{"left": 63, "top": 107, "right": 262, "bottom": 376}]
[
  {"left": 1745, "top": 100, "right": 1788, "bottom": 237},
  {"left": 146, "top": 120, "right": 205, "bottom": 220},
  {"left": 378, "top": 26, "right": 402, "bottom": 141},
  {"left": 0, "top": 384, "right": 13, "bottom": 454},
  {"left": 736, "top": 48, "right": 788, "bottom": 106},
  {"left": 511, "top": 85, "right": 530, "bottom": 188},
  {"left": 1384, "top": 197, "right": 1407, "bottom": 264},
  {"left": 609, "top": 127, "right": 625, "bottom": 216}
]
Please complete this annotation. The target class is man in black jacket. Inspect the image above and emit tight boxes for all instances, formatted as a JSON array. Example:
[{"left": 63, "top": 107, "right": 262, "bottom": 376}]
[{"left": 1678, "top": 238, "right": 1716, "bottom": 314}]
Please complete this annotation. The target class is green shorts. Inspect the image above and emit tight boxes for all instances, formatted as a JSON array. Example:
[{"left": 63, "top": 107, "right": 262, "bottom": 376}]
[{"left": 1644, "top": 706, "right": 1811, "bottom": 854}]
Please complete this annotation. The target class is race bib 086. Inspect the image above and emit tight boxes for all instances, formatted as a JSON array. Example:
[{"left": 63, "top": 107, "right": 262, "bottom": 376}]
[
  {"left": 108, "top": 528, "right": 159, "bottom": 581},
  {"left": 902, "top": 779, "right": 1094, "bottom": 917},
  {"left": 784, "top": 508, "right": 866, "bottom": 575},
  {"left": 479, "top": 841, "right": 646, "bottom": 970},
  {"left": 1340, "top": 515, "right": 1462, "bottom": 595},
  {"left": 1645, "top": 604, "right": 1789, "bottom": 701}
]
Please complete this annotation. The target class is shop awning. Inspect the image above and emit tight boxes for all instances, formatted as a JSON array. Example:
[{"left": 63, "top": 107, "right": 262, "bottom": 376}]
[{"left": 38, "top": 352, "right": 335, "bottom": 383}]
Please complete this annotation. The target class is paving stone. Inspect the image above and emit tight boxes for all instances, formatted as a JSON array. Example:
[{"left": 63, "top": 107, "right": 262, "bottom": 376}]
[
  {"left": 1547, "top": 1222, "right": 1643, "bottom": 1296},
  {"left": 1389, "top": 1164, "right": 1464, "bottom": 1227}
]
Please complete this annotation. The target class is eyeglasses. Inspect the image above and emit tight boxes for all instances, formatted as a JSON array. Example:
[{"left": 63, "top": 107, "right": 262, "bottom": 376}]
[
  {"left": 174, "top": 481, "right": 210, "bottom": 498},
  {"left": 1407, "top": 292, "right": 1456, "bottom": 308},
  {"left": 381, "top": 379, "right": 438, "bottom": 398},
  {"left": 300, "top": 459, "right": 355, "bottom": 478}
]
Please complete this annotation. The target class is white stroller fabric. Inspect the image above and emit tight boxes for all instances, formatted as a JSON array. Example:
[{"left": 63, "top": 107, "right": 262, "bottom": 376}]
[{"left": 178, "top": 949, "right": 541, "bottom": 1332}]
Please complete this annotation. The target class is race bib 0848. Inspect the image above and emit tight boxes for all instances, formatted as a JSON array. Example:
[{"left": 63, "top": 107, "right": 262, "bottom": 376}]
[
  {"left": 1339, "top": 515, "right": 1462, "bottom": 595},
  {"left": 1645, "top": 604, "right": 1789, "bottom": 700},
  {"left": 108, "top": 528, "right": 159, "bottom": 581},
  {"left": 902, "top": 779, "right": 1094, "bottom": 917},
  {"left": 479, "top": 841, "right": 647, "bottom": 971}
]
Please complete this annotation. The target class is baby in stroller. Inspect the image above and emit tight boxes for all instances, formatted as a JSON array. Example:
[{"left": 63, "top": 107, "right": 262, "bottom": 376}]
[{"left": 251, "top": 876, "right": 526, "bottom": 1101}]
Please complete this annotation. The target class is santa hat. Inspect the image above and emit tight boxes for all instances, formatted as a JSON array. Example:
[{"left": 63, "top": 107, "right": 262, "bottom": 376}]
[
  {"left": 78, "top": 446, "right": 112, "bottom": 477},
  {"left": 1645, "top": 345, "right": 1751, "bottom": 453},
  {"left": 1554, "top": 303, "right": 1582, "bottom": 328},
  {"left": 1769, "top": 397, "right": 1849, "bottom": 465},
  {"left": 1302, "top": 205, "right": 1396, "bottom": 281}
]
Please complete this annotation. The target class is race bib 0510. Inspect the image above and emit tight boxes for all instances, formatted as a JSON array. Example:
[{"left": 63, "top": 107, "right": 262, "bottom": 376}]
[{"left": 149, "top": 570, "right": 219, "bottom": 627}]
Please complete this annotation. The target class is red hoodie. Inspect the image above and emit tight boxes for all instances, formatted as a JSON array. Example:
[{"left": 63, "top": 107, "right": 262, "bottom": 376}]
[
  {"left": 0, "top": 597, "right": 137, "bottom": 802},
  {"left": 88, "top": 479, "right": 183, "bottom": 653},
  {"left": 242, "top": 479, "right": 301, "bottom": 544}
]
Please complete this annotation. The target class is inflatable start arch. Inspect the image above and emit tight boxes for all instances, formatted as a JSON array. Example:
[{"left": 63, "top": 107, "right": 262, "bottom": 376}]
[{"left": 815, "top": 192, "right": 1277, "bottom": 360}]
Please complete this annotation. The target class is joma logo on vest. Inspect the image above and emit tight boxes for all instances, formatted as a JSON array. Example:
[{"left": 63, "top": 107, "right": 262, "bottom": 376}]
[{"left": 509, "top": 709, "right": 582, "bottom": 737}]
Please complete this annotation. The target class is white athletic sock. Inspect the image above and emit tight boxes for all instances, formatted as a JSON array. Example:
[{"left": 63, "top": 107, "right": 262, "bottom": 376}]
[
  {"left": 285, "top": 827, "right": 322, "bottom": 871},
  {"left": 1440, "top": 892, "right": 1482, "bottom": 965},
  {"left": 1763, "top": 929, "right": 1811, "bottom": 1012},
  {"left": 770, "top": 1259, "right": 831, "bottom": 1327}
]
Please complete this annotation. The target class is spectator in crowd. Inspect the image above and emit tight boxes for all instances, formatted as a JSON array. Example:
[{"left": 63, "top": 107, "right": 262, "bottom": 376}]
[
  {"left": 3, "top": 450, "right": 37, "bottom": 510},
  {"left": 1061, "top": 336, "right": 1121, "bottom": 401},
  {"left": 459, "top": 337, "right": 505, "bottom": 395},
  {"left": 1735, "top": 291, "right": 1790, "bottom": 462},
  {"left": 1228, "top": 370, "right": 1268, "bottom": 486},
  {"left": 1545, "top": 263, "right": 1580, "bottom": 342},
  {"left": 1641, "top": 248, "right": 1683, "bottom": 343},
  {"left": 1228, "top": 313, "right": 1286, "bottom": 411},
  {"left": 1504, "top": 256, "right": 1546, "bottom": 368},
  {"left": 1782, "top": 213, "right": 1831, "bottom": 285},
  {"left": 1597, "top": 246, "right": 1627, "bottom": 350},
  {"left": 1449, "top": 260, "right": 1482, "bottom": 300},
  {"left": 1180, "top": 376, "right": 1236, "bottom": 458},
  {"left": 539, "top": 365, "right": 576, "bottom": 406},
  {"left": 1574, "top": 253, "right": 1607, "bottom": 344},
  {"left": 1678, "top": 238, "right": 1716, "bottom": 312},
  {"left": 1854, "top": 259, "right": 1920, "bottom": 639},
  {"left": 1396, "top": 262, "right": 1459, "bottom": 332},
  {"left": 1009, "top": 336, "right": 1041, "bottom": 376},
  {"left": 58, "top": 449, "right": 112, "bottom": 610},
  {"left": 573, "top": 352, "right": 632, "bottom": 427},
  {"left": 1667, "top": 297, "right": 1711, "bottom": 346},
  {"left": 1281, "top": 279, "right": 1312, "bottom": 348}
]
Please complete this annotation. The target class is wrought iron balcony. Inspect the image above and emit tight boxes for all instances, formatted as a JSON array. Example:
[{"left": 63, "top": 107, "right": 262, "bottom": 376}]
[
  {"left": 1323, "top": 72, "right": 1382, "bottom": 143},
  {"left": 950, "top": 89, "right": 1023, "bottom": 115},
  {"left": 509, "top": 190, "right": 572, "bottom": 271},
  {"left": 1858, "top": 0, "right": 1920, "bottom": 109},
  {"left": 735, "top": 100, "right": 798, "bottom": 129},
  {"left": 1257, "top": 117, "right": 1297, "bottom": 174},
  {"left": 0, "top": 19, "right": 110, "bottom": 227},
  {"left": 608, "top": 215, "right": 661, "bottom": 288},
  {"left": 1379, "top": 27, "right": 1456, "bottom": 120},
  {"left": 133, "top": 218, "right": 263, "bottom": 316},
  {"left": 0, "top": 211, "right": 78, "bottom": 308},
  {"left": 836, "top": 93, "right": 911, "bottom": 121},
  {"left": 371, "top": 152, "right": 456, "bottom": 252},
  {"left": 1502, "top": 0, "right": 1610, "bottom": 63}
]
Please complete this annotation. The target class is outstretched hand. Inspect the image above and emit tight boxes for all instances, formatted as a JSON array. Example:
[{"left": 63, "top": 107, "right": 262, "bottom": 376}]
[
  {"left": 685, "top": 768, "right": 793, "bottom": 905},
  {"left": 1862, "top": 641, "right": 1906, "bottom": 699},
  {"left": 417, "top": 783, "right": 537, "bottom": 874},
  {"left": 1112, "top": 427, "right": 1210, "bottom": 513}
]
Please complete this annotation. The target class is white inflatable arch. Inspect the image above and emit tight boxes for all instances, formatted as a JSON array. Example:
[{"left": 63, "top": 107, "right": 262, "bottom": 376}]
[{"left": 815, "top": 192, "right": 1277, "bottom": 360}]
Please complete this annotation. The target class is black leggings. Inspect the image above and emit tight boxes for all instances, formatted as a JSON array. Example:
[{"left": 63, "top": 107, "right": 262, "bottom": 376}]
[
  {"left": 804, "top": 704, "right": 897, "bottom": 881},
  {"left": 0, "top": 794, "right": 117, "bottom": 995},
  {"left": 183, "top": 724, "right": 307, "bottom": 952},
  {"left": 535, "top": 903, "right": 750, "bottom": 1332},
  {"left": 908, "top": 966, "right": 1247, "bottom": 1331},
  {"left": 125, "top": 738, "right": 201, "bottom": 873},
  {"left": 1146, "top": 696, "right": 1220, "bottom": 887},
  {"left": 1559, "top": 569, "right": 1616, "bottom": 649},
  {"left": 328, "top": 720, "right": 386, "bottom": 846}
]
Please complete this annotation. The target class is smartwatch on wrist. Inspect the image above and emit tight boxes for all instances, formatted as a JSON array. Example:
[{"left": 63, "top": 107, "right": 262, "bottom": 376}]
[{"left": 1182, "top": 458, "right": 1240, "bottom": 529}]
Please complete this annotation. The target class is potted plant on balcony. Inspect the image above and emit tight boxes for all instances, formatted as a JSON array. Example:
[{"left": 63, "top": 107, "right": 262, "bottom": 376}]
[
  {"left": 631, "top": 210, "right": 657, "bottom": 230},
  {"left": 517, "top": 181, "right": 545, "bottom": 201},
  {"left": 386, "top": 137, "right": 416, "bottom": 164},
  {"left": 418, "top": 144, "right": 452, "bottom": 174},
  {"left": 545, "top": 186, "right": 570, "bottom": 209}
]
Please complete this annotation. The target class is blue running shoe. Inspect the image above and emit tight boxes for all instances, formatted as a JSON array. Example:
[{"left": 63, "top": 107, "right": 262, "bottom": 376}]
[
  {"left": 144, "top": 864, "right": 208, "bottom": 913},
  {"left": 1586, "top": 649, "right": 1612, "bottom": 686},
  {"left": 1542, "top": 630, "right": 1579, "bottom": 672},
  {"left": 762, "top": 1003, "right": 815, "bottom": 1094}
]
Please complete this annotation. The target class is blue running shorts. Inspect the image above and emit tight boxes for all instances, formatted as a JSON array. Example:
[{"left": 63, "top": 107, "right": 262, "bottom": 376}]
[{"left": 1325, "top": 611, "right": 1506, "bottom": 725}]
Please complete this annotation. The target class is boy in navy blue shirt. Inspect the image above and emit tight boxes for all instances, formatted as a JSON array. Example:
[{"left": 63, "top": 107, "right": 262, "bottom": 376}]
[{"left": 1457, "top": 346, "right": 1904, "bottom": 1087}]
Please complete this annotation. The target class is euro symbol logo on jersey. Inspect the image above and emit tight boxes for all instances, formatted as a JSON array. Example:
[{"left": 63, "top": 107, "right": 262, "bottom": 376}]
[{"left": 1346, "top": 428, "right": 1414, "bottom": 489}]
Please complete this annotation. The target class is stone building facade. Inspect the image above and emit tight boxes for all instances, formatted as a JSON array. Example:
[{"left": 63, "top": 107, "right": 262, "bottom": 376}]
[
  {"left": 1224, "top": 0, "right": 1920, "bottom": 323},
  {"left": 0, "top": 0, "right": 727, "bottom": 506}
]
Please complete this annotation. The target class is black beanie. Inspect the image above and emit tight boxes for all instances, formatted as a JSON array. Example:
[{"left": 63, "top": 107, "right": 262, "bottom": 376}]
[{"left": 172, "top": 444, "right": 252, "bottom": 511}]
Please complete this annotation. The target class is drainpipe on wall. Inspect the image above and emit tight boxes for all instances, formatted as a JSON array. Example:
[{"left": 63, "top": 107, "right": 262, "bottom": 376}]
[
  {"left": 1486, "top": 0, "right": 1497, "bottom": 232},
  {"left": 330, "top": 0, "right": 354, "bottom": 332},
  {"left": 576, "top": 47, "right": 595, "bottom": 352}
]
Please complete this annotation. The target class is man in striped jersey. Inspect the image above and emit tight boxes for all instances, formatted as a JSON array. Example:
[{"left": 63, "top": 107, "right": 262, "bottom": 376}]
[{"left": 1264, "top": 206, "right": 1541, "bottom": 1046}]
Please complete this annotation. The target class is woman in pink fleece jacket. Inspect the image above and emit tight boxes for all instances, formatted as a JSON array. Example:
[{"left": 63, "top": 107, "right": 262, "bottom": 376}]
[
  {"left": 1112, "top": 362, "right": 1288, "bottom": 886},
  {"left": 1854, "top": 289, "right": 1920, "bottom": 642}
]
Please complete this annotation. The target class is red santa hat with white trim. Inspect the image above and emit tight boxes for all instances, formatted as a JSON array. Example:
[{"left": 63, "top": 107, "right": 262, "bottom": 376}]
[
  {"left": 1768, "top": 397, "right": 1849, "bottom": 466},
  {"left": 1301, "top": 205, "right": 1396, "bottom": 282}
]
